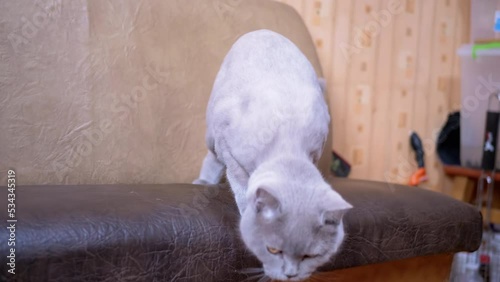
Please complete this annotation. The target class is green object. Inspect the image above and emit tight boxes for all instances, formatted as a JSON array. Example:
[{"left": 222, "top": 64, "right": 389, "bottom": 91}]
[{"left": 472, "top": 42, "right": 500, "bottom": 59}]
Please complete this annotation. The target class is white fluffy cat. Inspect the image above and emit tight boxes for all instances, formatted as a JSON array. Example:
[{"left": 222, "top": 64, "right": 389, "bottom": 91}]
[{"left": 194, "top": 29, "right": 352, "bottom": 281}]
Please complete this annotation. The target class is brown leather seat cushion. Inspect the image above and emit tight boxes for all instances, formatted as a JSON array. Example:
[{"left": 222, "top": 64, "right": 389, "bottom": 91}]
[{"left": 0, "top": 178, "right": 481, "bottom": 281}]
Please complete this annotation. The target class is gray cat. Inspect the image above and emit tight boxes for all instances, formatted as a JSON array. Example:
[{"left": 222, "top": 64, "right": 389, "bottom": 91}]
[{"left": 194, "top": 29, "right": 352, "bottom": 281}]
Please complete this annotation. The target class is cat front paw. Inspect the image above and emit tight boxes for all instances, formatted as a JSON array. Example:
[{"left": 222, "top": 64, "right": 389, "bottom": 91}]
[{"left": 192, "top": 179, "right": 211, "bottom": 185}]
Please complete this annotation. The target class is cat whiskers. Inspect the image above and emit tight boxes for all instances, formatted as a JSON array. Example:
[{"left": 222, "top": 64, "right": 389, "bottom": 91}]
[
  {"left": 241, "top": 273, "right": 266, "bottom": 282},
  {"left": 256, "top": 276, "right": 271, "bottom": 282},
  {"left": 239, "top": 267, "right": 265, "bottom": 274},
  {"left": 239, "top": 267, "right": 269, "bottom": 282}
]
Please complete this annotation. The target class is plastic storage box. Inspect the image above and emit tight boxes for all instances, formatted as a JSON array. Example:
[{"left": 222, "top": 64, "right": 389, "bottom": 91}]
[
  {"left": 458, "top": 44, "right": 500, "bottom": 168},
  {"left": 471, "top": 0, "right": 500, "bottom": 42}
]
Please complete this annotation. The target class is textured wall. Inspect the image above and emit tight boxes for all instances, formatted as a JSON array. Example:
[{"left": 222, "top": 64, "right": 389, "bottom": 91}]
[{"left": 278, "top": 0, "right": 470, "bottom": 192}]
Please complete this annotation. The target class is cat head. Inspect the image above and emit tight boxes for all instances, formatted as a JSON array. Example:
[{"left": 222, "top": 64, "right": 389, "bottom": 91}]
[{"left": 240, "top": 178, "right": 352, "bottom": 281}]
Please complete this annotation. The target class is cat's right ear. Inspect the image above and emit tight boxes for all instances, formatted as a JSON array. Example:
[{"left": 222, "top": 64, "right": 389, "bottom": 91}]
[{"left": 254, "top": 187, "right": 281, "bottom": 220}]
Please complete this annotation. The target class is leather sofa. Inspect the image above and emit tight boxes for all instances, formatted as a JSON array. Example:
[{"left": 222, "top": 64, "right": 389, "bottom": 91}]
[
  {"left": 0, "top": 0, "right": 481, "bottom": 281},
  {"left": 0, "top": 179, "right": 481, "bottom": 281}
]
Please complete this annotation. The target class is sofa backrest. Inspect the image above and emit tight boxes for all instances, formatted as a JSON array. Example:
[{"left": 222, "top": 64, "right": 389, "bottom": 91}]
[{"left": 0, "top": 0, "right": 330, "bottom": 185}]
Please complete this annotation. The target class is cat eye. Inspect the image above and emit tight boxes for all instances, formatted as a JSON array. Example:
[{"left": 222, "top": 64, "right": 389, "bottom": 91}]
[
  {"left": 301, "top": 254, "right": 319, "bottom": 261},
  {"left": 266, "top": 246, "right": 282, "bottom": 255}
]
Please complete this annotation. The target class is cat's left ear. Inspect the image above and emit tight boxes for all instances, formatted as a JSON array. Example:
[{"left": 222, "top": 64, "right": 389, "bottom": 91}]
[{"left": 254, "top": 187, "right": 281, "bottom": 221}]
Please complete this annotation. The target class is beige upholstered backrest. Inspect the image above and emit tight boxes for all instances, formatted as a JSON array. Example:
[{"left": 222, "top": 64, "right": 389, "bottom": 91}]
[{"left": 0, "top": 0, "right": 330, "bottom": 185}]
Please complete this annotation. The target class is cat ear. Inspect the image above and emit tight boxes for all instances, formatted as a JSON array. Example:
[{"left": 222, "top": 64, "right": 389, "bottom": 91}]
[
  {"left": 254, "top": 187, "right": 281, "bottom": 220},
  {"left": 335, "top": 198, "right": 353, "bottom": 210},
  {"left": 321, "top": 209, "right": 349, "bottom": 227},
  {"left": 324, "top": 188, "right": 352, "bottom": 209},
  {"left": 321, "top": 197, "right": 352, "bottom": 227}
]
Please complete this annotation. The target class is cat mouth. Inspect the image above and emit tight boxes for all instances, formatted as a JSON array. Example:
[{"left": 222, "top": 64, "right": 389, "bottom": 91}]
[
  {"left": 239, "top": 268, "right": 313, "bottom": 282},
  {"left": 279, "top": 274, "right": 313, "bottom": 282},
  {"left": 271, "top": 278, "right": 309, "bottom": 282},
  {"left": 238, "top": 269, "right": 297, "bottom": 282}
]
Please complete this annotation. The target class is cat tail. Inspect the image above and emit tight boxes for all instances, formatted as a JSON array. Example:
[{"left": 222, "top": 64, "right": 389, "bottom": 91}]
[{"left": 318, "top": 77, "right": 327, "bottom": 94}]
